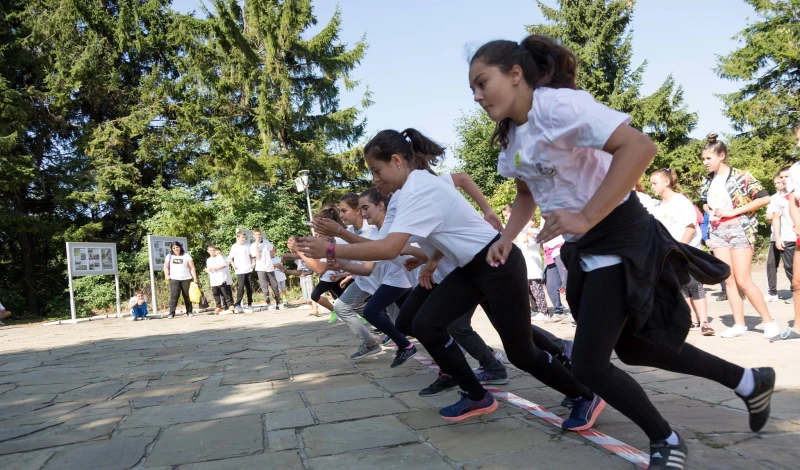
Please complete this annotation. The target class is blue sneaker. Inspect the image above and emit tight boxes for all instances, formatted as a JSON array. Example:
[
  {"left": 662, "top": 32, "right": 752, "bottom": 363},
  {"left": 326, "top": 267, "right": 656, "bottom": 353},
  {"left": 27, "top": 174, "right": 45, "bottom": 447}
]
[
  {"left": 561, "top": 393, "right": 605, "bottom": 431},
  {"left": 474, "top": 368, "right": 510, "bottom": 385},
  {"left": 439, "top": 391, "right": 498, "bottom": 422}
]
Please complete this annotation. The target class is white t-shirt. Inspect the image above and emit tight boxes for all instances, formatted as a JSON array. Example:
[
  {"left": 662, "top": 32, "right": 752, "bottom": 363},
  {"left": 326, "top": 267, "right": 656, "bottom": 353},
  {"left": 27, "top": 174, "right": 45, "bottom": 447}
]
[
  {"left": 497, "top": 87, "right": 630, "bottom": 272},
  {"left": 390, "top": 170, "right": 498, "bottom": 267},
  {"left": 653, "top": 194, "right": 702, "bottom": 248},
  {"left": 206, "top": 254, "right": 231, "bottom": 287},
  {"left": 272, "top": 256, "right": 287, "bottom": 282},
  {"left": 516, "top": 226, "right": 544, "bottom": 279},
  {"left": 766, "top": 192, "right": 795, "bottom": 242},
  {"left": 344, "top": 224, "right": 380, "bottom": 294},
  {"left": 251, "top": 240, "right": 275, "bottom": 272},
  {"left": 365, "top": 229, "right": 412, "bottom": 289},
  {"left": 296, "top": 259, "right": 311, "bottom": 276},
  {"left": 787, "top": 162, "right": 800, "bottom": 194},
  {"left": 637, "top": 192, "right": 657, "bottom": 215},
  {"left": 229, "top": 243, "right": 253, "bottom": 275},
  {"left": 166, "top": 253, "right": 193, "bottom": 280},
  {"left": 707, "top": 173, "right": 733, "bottom": 210}
]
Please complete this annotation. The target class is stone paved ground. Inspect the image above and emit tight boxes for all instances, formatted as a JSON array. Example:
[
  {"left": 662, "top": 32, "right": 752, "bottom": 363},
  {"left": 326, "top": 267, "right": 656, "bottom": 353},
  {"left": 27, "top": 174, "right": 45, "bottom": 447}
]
[{"left": 1, "top": 267, "right": 799, "bottom": 469}]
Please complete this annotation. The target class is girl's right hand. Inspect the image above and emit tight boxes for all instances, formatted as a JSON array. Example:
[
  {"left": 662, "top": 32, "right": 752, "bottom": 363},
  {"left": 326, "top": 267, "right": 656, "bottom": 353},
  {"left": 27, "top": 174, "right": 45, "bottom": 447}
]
[
  {"left": 312, "top": 218, "right": 341, "bottom": 237},
  {"left": 486, "top": 236, "right": 513, "bottom": 267},
  {"left": 418, "top": 259, "right": 439, "bottom": 290}
]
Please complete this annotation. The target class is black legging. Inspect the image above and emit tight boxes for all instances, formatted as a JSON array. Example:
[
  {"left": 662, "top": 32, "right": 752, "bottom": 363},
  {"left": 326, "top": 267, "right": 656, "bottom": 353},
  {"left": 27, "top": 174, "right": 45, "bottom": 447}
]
[
  {"left": 396, "top": 283, "right": 563, "bottom": 359},
  {"left": 571, "top": 264, "right": 745, "bottom": 441},
  {"left": 169, "top": 279, "right": 192, "bottom": 315},
  {"left": 310, "top": 279, "right": 345, "bottom": 303},
  {"left": 363, "top": 285, "right": 411, "bottom": 348},
  {"left": 410, "top": 240, "right": 593, "bottom": 402}
]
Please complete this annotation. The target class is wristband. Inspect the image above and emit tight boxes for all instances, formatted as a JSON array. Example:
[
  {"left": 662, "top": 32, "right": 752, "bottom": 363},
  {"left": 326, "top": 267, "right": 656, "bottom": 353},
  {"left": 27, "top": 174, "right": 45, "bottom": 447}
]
[{"left": 325, "top": 243, "right": 336, "bottom": 260}]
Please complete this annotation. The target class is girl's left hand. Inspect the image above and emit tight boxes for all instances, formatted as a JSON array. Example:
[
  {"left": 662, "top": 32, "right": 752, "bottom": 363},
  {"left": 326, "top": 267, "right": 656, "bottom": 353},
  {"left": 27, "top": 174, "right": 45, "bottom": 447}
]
[
  {"left": 486, "top": 236, "right": 513, "bottom": 267},
  {"left": 536, "top": 210, "right": 592, "bottom": 243},
  {"left": 297, "top": 237, "right": 328, "bottom": 258}
]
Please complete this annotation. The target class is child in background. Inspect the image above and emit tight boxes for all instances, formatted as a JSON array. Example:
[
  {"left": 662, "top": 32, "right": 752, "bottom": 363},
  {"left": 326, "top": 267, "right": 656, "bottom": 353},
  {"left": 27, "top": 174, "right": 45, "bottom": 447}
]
[
  {"left": 273, "top": 254, "right": 288, "bottom": 308},
  {"left": 0, "top": 300, "right": 12, "bottom": 326},
  {"left": 128, "top": 291, "right": 149, "bottom": 321},
  {"left": 283, "top": 236, "right": 320, "bottom": 316},
  {"left": 206, "top": 245, "right": 234, "bottom": 314}
]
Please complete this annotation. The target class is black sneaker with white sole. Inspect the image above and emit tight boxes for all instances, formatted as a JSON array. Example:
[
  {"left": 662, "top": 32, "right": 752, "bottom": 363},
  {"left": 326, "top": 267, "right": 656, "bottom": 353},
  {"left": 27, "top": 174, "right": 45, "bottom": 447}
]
[
  {"left": 648, "top": 433, "right": 688, "bottom": 469},
  {"left": 419, "top": 372, "right": 458, "bottom": 397},
  {"left": 390, "top": 344, "right": 417, "bottom": 368},
  {"left": 736, "top": 367, "right": 775, "bottom": 432}
]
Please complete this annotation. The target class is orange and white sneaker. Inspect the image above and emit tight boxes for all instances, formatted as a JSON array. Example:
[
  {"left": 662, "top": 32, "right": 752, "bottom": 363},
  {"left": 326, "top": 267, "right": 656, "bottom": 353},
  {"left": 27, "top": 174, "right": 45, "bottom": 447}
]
[{"left": 439, "top": 391, "right": 498, "bottom": 422}]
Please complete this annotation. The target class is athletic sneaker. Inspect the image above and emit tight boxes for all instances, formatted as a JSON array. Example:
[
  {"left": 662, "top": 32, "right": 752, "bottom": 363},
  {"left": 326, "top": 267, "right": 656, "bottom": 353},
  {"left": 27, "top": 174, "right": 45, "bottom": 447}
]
[
  {"left": 187, "top": 312, "right": 193, "bottom": 317},
  {"left": 560, "top": 314, "right": 575, "bottom": 324},
  {"left": 380, "top": 334, "right": 393, "bottom": 346},
  {"left": 561, "top": 393, "right": 605, "bottom": 431},
  {"left": 128, "top": 316, "right": 137, "bottom": 321},
  {"left": 736, "top": 367, "right": 775, "bottom": 432},
  {"left": 764, "top": 293, "right": 779, "bottom": 303},
  {"left": 648, "top": 433, "right": 688, "bottom": 469},
  {"left": 234, "top": 306, "right": 243, "bottom": 314},
  {"left": 267, "top": 304, "right": 276, "bottom": 311},
  {"left": 720, "top": 324, "right": 748, "bottom": 338},
  {"left": 328, "top": 311, "right": 338, "bottom": 324},
  {"left": 243, "top": 305, "right": 254, "bottom": 313},
  {"left": 219, "top": 310, "right": 231, "bottom": 315},
  {"left": 168, "top": 313, "right": 175, "bottom": 319},
  {"left": 439, "top": 390, "right": 498, "bottom": 422},
  {"left": 214, "top": 308, "right": 223, "bottom": 314},
  {"left": 419, "top": 373, "right": 458, "bottom": 397},
  {"left": 561, "top": 396, "right": 577, "bottom": 408},
  {"left": 360, "top": 317, "right": 367, "bottom": 324},
  {"left": 763, "top": 322, "right": 780, "bottom": 339},
  {"left": 770, "top": 327, "right": 800, "bottom": 343},
  {"left": 547, "top": 314, "right": 565, "bottom": 323},
  {"left": 350, "top": 341, "right": 381, "bottom": 361},
  {"left": 390, "top": 345, "right": 417, "bottom": 368},
  {"left": 786, "top": 298, "right": 794, "bottom": 304},
  {"left": 475, "top": 368, "right": 510, "bottom": 385},
  {"left": 282, "top": 301, "right": 288, "bottom": 308},
  {"left": 717, "top": 293, "right": 728, "bottom": 301},
  {"left": 531, "top": 312, "right": 548, "bottom": 321}
]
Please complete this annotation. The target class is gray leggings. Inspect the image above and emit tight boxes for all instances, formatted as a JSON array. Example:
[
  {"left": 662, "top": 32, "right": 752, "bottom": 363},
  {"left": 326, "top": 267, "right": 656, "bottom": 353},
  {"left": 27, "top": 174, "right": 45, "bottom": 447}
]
[{"left": 333, "top": 282, "right": 378, "bottom": 345}]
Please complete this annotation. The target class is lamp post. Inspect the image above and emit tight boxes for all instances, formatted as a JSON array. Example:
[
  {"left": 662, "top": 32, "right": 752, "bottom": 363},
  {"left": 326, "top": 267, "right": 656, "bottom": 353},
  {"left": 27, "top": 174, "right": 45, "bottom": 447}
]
[{"left": 295, "top": 170, "right": 315, "bottom": 236}]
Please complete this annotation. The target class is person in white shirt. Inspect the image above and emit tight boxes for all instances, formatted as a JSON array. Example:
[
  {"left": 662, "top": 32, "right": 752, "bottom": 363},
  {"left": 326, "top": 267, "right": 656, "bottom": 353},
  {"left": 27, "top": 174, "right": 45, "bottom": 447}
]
[
  {"left": 272, "top": 254, "right": 288, "bottom": 308},
  {"left": 650, "top": 168, "right": 714, "bottom": 336},
  {"left": 298, "top": 127, "right": 596, "bottom": 425},
  {"left": 764, "top": 168, "right": 794, "bottom": 304},
  {"left": 280, "top": 241, "right": 319, "bottom": 316},
  {"left": 772, "top": 126, "right": 800, "bottom": 342},
  {"left": 252, "top": 229, "right": 281, "bottom": 310},
  {"left": 229, "top": 230, "right": 254, "bottom": 313},
  {"left": 205, "top": 245, "right": 234, "bottom": 314},
  {"left": 635, "top": 182, "right": 656, "bottom": 215},
  {"left": 0, "top": 300, "right": 10, "bottom": 326},
  {"left": 468, "top": 35, "right": 773, "bottom": 462},
  {"left": 163, "top": 241, "right": 198, "bottom": 318}
]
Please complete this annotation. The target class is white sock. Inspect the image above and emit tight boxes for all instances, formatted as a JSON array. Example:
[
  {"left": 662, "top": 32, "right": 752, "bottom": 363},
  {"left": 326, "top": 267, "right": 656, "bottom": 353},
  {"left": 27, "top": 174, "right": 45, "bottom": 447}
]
[
  {"left": 666, "top": 431, "right": 680, "bottom": 446},
  {"left": 735, "top": 368, "right": 755, "bottom": 396}
]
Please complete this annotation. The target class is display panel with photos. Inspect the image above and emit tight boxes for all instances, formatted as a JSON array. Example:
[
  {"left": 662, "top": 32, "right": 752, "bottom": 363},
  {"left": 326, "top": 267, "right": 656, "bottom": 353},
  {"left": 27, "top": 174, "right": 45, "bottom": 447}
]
[{"left": 66, "top": 243, "right": 118, "bottom": 277}]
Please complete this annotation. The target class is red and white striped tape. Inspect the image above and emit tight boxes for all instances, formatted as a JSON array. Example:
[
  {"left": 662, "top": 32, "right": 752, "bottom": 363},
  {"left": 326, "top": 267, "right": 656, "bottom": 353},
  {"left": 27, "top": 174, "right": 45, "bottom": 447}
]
[{"left": 412, "top": 353, "right": 650, "bottom": 468}]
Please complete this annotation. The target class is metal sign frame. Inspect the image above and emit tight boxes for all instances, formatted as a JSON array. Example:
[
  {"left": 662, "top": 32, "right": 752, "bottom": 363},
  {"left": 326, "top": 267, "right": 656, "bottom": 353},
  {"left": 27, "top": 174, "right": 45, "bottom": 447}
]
[{"left": 65, "top": 242, "right": 120, "bottom": 321}]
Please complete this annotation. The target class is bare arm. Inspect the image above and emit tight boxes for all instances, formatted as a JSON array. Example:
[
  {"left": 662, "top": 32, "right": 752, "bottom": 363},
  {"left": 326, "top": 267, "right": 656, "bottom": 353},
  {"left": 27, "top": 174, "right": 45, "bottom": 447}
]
[
  {"left": 400, "top": 244, "right": 428, "bottom": 262},
  {"left": 296, "top": 251, "right": 329, "bottom": 275},
  {"left": 451, "top": 172, "right": 504, "bottom": 232},
  {"left": 298, "top": 233, "right": 411, "bottom": 261},
  {"left": 678, "top": 225, "right": 696, "bottom": 245},
  {"left": 336, "top": 261, "right": 376, "bottom": 276},
  {"left": 505, "top": 179, "right": 537, "bottom": 243},
  {"left": 188, "top": 260, "right": 198, "bottom": 283}
]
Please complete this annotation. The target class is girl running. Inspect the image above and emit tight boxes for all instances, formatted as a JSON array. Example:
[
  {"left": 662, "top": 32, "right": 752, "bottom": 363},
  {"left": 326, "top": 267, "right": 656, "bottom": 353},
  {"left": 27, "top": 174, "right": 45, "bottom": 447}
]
[
  {"left": 322, "top": 189, "right": 417, "bottom": 366},
  {"left": 298, "top": 128, "right": 603, "bottom": 428},
  {"left": 469, "top": 34, "right": 775, "bottom": 469},
  {"left": 650, "top": 168, "right": 714, "bottom": 336},
  {"left": 701, "top": 134, "right": 778, "bottom": 339}
]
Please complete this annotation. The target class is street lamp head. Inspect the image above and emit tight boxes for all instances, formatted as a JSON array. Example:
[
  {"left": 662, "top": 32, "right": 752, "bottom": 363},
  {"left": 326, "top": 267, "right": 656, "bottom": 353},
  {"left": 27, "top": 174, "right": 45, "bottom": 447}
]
[{"left": 298, "top": 170, "right": 310, "bottom": 185}]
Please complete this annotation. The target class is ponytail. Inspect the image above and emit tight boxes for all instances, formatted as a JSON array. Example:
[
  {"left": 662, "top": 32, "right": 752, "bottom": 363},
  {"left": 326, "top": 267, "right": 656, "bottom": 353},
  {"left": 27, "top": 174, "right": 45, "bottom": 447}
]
[
  {"left": 471, "top": 34, "right": 577, "bottom": 148},
  {"left": 339, "top": 192, "right": 360, "bottom": 210},
  {"left": 363, "top": 129, "right": 445, "bottom": 171},
  {"left": 652, "top": 168, "right": 679, "bottom": 190},
  {"left": 314, "top": 206, "right": 345, "bottom": 227},
  {"left": 703, "top": 133, "right": 728, "bottom": 157}
]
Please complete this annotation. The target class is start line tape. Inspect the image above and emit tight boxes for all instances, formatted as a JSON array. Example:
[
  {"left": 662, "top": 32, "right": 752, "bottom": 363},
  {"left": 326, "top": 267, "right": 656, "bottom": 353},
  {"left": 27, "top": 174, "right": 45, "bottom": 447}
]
[{"left": 412, "top": 353, "right": 650, "bottom": 469}]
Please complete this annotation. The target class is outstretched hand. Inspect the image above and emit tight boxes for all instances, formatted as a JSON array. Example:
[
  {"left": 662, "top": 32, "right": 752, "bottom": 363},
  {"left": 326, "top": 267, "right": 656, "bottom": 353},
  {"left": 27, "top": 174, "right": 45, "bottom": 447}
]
[
  {"left": 297, "top": 237, "right": 329, "bottom": 258},
  {"left": 312, "top": 217, "right": 341, "bottom": 237}
]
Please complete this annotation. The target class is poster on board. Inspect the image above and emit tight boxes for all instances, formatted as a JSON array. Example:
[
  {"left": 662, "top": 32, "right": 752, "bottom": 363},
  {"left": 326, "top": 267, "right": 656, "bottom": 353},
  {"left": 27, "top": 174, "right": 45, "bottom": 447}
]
[
  {"left": 66, "top": 242, "right": 118, "bottom": 277},
  {"left": 147, "top": 236, "right": 189, "bottom": 271}
]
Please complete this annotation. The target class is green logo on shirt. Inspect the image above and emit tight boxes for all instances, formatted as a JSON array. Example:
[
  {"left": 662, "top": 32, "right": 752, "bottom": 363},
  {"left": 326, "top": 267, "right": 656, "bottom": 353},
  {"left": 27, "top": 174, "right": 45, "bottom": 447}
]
[{"left": 514, "top": 151, "right": 521, "bottom": 166}]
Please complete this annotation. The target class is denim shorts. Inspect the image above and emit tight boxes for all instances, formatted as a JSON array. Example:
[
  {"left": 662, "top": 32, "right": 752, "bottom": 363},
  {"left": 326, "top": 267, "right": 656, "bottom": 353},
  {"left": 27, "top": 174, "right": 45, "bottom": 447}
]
[{"left": 708, "top": 221, "right": 751, "bottom": 249}]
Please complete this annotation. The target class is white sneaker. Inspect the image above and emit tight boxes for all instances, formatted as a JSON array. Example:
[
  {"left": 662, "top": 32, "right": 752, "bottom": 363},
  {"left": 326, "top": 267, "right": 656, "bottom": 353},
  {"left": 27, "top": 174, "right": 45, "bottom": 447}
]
[
  {"left": 720, "top": 324, "right": 749, "bottom": 338},
  {"left": 531, "top": 312, "right": 547, "bottom": 321},
  {"left": 764, "top": 294, "right": 779, "bottom": 303},
  {"left": 128, "top": 316, "right": 136, "bottom": 321},
  {"left": 763, "top": 322, "right": 780, "bottom": 339},
  {"left": 267, "top": 305, "right": 276, "bottom": 311}
]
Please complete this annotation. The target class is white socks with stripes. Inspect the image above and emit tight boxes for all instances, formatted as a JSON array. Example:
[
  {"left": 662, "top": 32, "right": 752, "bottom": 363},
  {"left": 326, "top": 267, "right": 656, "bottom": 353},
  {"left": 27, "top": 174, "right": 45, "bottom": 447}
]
[{"left": 734, "top": 368, "right": 755, "bottom": 396}]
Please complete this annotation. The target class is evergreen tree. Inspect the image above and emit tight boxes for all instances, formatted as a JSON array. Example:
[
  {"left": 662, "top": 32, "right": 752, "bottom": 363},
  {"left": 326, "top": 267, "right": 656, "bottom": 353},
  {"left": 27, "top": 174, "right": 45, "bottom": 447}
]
[{"left": 716, "top": 0, "right": 800, "bottom": 161}]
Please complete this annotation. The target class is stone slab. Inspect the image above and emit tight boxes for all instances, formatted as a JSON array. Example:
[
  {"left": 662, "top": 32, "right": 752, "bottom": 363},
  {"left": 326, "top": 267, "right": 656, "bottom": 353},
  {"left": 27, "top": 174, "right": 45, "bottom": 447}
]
[
  {"left": 43, "top": 436, "right": 155, "bottom": 470},
  {"left": 422, "top": 417, "right": 552, "bottom": 462},
  {"left": 266, "top": 429, "right": 298, "bottom": 452},
  {"left": 0, "top": 414, "right": 123, "bottom": 455},
  {"left": 145, "top": 415, "right": 263, "bottom": 467},
  {"left": 300, "top": 416, "right": 417, "bottom": 457},
  {"left": 303, "top": 384, "right": 385, "bottom": 405},
  {"left": 0, "top": 449, "right": 57, "bottom": 470},
  {"left": 178, "top": 450, "right": 303, "bottom": 470},
  {"left": 312, "top": 397, "right": 409, "bottom": 423},
  {"left": 264, "top": 408, "right": 315, "bottom": 431},
  {"left": 462, "top": 438, "right": 631, "bottom": 469},
  {"left": 310, "top": 443, "right": 452, "bottom": 469}
]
